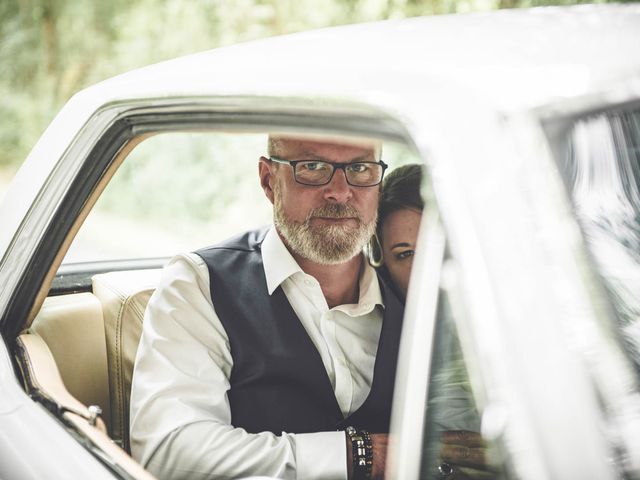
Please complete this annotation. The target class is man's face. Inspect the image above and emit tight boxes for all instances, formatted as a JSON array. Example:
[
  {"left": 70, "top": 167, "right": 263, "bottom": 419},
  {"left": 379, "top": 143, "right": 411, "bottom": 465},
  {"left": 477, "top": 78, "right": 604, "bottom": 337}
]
[{"left": 259, "top": 137, "right": 381, "bottom": 265}]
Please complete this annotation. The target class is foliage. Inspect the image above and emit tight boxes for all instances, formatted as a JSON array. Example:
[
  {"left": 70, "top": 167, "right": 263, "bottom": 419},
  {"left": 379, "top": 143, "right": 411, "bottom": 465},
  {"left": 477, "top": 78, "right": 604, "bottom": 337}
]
[{"left": 0, "top": 0, "right": 625, "bottom": 170}]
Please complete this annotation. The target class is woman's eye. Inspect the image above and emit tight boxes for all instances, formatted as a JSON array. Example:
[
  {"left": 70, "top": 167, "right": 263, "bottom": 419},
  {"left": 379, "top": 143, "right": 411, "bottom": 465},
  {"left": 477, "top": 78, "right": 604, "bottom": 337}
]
[{"left": 395, "top": 250, "right": 414, "bottom": 260}]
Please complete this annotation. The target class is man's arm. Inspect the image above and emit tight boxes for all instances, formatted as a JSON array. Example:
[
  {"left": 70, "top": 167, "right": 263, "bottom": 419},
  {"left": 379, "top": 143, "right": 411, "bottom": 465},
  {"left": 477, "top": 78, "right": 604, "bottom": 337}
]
[{"left": 129, "top": 254, "right": 347, "bottom": 480}]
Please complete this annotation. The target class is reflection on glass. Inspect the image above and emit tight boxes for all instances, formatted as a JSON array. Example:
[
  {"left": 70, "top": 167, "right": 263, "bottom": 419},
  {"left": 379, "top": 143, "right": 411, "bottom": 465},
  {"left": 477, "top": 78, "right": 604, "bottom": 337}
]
[
  {"left": 421, "top": 292, "right": 503, "bottom": 479},
  {"left": 562, "top": 108, "right": 640, "bottom": 476},
  {"left": 427, "top": 300, "right": 479, "bottom": 433},
  {"left": 567, "top": 110, "right": 640, "bottom": 371}
]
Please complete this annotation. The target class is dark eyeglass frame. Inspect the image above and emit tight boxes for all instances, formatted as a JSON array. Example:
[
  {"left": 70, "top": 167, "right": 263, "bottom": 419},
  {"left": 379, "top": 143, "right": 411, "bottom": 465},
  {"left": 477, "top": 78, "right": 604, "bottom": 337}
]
[{"left": 268, "top": 156, "right": 388, "bottom": 187}]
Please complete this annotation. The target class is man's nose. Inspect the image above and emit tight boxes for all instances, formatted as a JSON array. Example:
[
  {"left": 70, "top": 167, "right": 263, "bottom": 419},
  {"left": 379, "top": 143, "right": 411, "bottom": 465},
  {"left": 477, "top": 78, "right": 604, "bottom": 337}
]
[{"left": 322, "top": 168, "right": 352, "bottom": 203}]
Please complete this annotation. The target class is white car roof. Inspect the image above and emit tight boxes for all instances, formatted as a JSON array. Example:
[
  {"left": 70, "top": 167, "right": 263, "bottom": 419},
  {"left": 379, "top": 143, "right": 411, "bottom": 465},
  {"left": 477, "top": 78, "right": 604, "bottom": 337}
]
[{"left": 82, "top": 4, "right": 640, "bottom": 113}]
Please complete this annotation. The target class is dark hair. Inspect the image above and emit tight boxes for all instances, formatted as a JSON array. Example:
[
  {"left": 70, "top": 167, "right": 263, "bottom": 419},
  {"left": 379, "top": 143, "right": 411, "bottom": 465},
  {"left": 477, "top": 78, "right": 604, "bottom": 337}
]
[
  {"left": 369, "top": 163, "right": 423, "bottom": 269},
  {"left": 377, "top": 163, "right": 424, "bottom": 237}
]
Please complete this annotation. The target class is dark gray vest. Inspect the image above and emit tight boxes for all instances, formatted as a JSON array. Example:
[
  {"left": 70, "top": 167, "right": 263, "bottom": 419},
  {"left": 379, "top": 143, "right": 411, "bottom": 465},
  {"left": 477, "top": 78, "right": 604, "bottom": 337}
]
[{"left": 195, "top": 227, "right": 404, "bottom": 434}]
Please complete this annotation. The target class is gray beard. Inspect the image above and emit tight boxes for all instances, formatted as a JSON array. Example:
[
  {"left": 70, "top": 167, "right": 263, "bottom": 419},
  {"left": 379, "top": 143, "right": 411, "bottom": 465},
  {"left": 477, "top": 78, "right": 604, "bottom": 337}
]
[{"left": 273, "top": 186, "right": 377, "bottom": 265}]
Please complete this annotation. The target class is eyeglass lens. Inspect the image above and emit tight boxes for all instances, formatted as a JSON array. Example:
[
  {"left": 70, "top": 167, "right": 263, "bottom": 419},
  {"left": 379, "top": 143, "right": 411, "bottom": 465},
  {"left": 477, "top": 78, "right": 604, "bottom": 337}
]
[{"left": 295, "top": 161, "right": 383, "bottom": 186}]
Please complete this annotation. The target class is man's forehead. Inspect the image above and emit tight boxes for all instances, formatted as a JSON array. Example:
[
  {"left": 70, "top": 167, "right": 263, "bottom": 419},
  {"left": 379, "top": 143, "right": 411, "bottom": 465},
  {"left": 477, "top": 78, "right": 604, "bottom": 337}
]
[{"left": 270, "top": 134, "right": 381, "bottom": 160}]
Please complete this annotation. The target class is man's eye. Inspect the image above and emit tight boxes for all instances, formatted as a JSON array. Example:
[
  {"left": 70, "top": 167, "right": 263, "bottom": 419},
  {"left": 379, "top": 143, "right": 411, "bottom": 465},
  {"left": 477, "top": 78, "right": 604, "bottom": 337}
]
[
  {"left": 395, "top": 250, "right": 414, "bottom": 260},
  {"left": 301, "top": 162, "right": 328, "bottom": 171},
  {"left": 348, "top": 163, "right": 369, "bottom": 173}
]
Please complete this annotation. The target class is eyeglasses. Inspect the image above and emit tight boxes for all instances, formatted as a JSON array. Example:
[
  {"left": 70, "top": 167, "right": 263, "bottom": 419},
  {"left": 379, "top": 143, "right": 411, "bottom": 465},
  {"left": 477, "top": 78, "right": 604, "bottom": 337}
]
[{"left": 269, "top": 157, "right": 388, "bottom": 187}]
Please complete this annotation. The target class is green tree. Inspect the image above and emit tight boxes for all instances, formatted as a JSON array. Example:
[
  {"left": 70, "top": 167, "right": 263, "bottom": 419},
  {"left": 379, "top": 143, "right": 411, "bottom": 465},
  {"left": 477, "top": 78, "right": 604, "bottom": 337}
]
[{"left": 0, "top": 0, "right": 631, "bottom": 170}]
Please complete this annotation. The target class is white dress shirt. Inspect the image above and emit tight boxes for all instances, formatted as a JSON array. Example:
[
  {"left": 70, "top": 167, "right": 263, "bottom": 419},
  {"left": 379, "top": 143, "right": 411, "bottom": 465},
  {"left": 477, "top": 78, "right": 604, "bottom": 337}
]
[{"left": 130, "top": 226, "right": 384, "bottom": 480}]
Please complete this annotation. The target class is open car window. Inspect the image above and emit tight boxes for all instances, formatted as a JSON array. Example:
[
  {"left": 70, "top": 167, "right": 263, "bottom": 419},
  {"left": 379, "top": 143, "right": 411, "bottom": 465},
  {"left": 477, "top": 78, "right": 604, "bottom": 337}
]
[
  {"left": 62, "top": 132, "right": 272, "bottom": 264},
  {"left": 61, "top": 131, "right": 420, "bottom": 266},
  {"left": 25, "top": 123, "right": 426, "bottom": 475}
]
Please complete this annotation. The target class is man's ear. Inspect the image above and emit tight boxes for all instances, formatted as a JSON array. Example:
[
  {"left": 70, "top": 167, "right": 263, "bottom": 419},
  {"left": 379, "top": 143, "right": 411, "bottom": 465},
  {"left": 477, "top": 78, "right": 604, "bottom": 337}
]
[{"left": 259, "top": 156, "right": 275, "bottom": 204}]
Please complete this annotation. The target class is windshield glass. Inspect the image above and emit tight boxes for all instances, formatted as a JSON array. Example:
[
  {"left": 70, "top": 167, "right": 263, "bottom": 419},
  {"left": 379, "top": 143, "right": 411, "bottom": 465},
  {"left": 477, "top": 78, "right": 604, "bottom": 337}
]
[{"left": 562, "top": 108, "right": 640, "bottom": 373}]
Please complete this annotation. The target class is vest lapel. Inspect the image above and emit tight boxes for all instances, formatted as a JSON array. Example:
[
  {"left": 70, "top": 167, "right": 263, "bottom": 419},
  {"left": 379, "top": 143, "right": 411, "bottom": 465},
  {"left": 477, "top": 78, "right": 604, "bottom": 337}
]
[
  {"left": 340, "top": 275, "right": 404, "bottom": 431},
  {"left": 269, "top": 286, "right": 344, "bottom": 420}
]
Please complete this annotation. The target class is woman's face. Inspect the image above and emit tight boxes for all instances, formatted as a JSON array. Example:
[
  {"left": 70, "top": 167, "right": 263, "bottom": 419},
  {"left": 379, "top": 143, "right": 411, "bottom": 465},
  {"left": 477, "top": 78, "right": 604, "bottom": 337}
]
[{"left": 380, "top": 208, "right": 422, "bottom": 298}]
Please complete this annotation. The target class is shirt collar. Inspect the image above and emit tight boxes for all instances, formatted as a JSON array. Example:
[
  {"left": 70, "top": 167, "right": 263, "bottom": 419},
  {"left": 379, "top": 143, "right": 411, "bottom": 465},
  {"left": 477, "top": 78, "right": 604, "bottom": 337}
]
[
  {"left": 358, "top": 260, "right": 385, "bottom": 310},
  {"left": 262, "top": 226, "right": 304, "bottom": 295}
]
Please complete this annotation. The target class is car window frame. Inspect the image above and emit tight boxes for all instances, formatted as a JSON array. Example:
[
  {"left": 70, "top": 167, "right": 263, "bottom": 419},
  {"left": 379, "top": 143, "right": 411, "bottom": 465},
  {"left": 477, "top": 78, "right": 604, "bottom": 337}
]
[{"left": 0, "top": 97, "right": 413, "bottom": 339}]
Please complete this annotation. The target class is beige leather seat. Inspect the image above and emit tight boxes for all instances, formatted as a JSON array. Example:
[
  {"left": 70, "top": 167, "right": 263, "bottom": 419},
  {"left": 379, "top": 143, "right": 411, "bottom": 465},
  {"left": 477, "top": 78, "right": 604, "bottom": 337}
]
[
  {"left": 92, "top": 268, "right": 161, "bottom": 452},
  {"left": 29, "top": 293, "right": 112, "bottom": 433}
]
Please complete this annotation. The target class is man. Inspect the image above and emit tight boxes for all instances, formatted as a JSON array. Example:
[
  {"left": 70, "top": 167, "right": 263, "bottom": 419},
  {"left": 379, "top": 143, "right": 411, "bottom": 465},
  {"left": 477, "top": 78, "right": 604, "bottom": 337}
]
[{"left": 130, "top": 134, "right": 404, "bottom": 479}]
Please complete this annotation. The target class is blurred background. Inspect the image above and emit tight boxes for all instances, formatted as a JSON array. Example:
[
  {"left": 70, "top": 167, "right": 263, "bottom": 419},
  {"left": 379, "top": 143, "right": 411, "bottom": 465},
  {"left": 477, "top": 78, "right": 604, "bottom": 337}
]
[{"left": 0, "top": 0, "right": 630, "bottom": 184}]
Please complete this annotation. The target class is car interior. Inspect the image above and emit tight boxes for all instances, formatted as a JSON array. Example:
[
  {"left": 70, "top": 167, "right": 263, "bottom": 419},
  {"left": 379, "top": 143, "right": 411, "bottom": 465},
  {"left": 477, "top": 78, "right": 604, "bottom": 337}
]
[
  {"left": 9, "top": 128, "right": 423, "bottom": 478},
  {"left": 14, "top": 275, "right": 156, "bottom": 478},
  {"left": 17, "top": 268, "right": 159, "bottom": 452}
]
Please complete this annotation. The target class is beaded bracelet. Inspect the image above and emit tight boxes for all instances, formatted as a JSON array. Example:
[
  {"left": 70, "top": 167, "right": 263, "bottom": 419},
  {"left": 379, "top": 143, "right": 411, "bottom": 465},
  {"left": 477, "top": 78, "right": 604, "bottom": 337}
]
[
  {"left": 362, "top": 430, "right": 373, "bottom": 478},
  {"left": 346, "top": 426, "right": 373, "bottom": 480}
]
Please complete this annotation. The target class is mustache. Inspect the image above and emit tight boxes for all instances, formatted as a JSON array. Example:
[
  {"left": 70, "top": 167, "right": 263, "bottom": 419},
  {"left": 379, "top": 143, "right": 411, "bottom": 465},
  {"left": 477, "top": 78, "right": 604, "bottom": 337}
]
[{"left": 306, "top": 203, "right": 362, "bottom": 222}]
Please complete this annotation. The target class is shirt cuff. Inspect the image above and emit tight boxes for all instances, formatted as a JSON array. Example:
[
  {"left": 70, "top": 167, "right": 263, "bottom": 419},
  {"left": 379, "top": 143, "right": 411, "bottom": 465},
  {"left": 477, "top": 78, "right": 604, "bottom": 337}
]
[{"left": 292, "top": 431, "right": 347, "bottom": 480}]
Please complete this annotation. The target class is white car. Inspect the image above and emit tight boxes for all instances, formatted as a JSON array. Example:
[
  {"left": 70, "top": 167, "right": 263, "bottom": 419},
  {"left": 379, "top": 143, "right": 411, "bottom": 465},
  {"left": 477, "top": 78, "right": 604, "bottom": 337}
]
[{"left": 1, "top": 4, "right": 640, "bottom": 479}]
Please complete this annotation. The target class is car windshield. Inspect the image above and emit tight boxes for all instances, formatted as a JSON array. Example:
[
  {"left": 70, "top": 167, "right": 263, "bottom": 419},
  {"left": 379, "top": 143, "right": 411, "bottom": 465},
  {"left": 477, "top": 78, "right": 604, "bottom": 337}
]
[
  {"left": 562, "top": 108, "right": 640, "bottom": 372},
  {"left": 417, "top": 105, "right": 640, "bottom": 479}
]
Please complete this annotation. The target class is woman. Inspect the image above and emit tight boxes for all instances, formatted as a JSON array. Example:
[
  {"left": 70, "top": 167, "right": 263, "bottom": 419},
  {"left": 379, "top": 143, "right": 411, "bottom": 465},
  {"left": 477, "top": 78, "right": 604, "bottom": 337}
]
[
  {"left": 370, "top": 163, "right": 423, "bottom": 299},
  {"left": 373, "top": 164, "right": 490, "bottom": 479}
]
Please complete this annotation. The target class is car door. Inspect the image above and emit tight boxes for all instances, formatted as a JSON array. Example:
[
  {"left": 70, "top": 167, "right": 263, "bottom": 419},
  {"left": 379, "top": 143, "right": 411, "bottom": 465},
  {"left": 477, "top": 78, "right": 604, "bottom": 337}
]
[{"left": 389, "top": 91, "right": 640, "bottom": 479}]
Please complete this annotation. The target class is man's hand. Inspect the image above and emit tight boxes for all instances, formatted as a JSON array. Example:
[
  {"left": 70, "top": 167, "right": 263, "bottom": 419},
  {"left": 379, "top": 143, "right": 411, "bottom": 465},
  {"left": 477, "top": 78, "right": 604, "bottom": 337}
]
[
  {"left": 346, "top": 433, "right": 388, "bottom": 479},
  {"left": 439, "top": 430, "right": 496, "bottom": 479}
]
